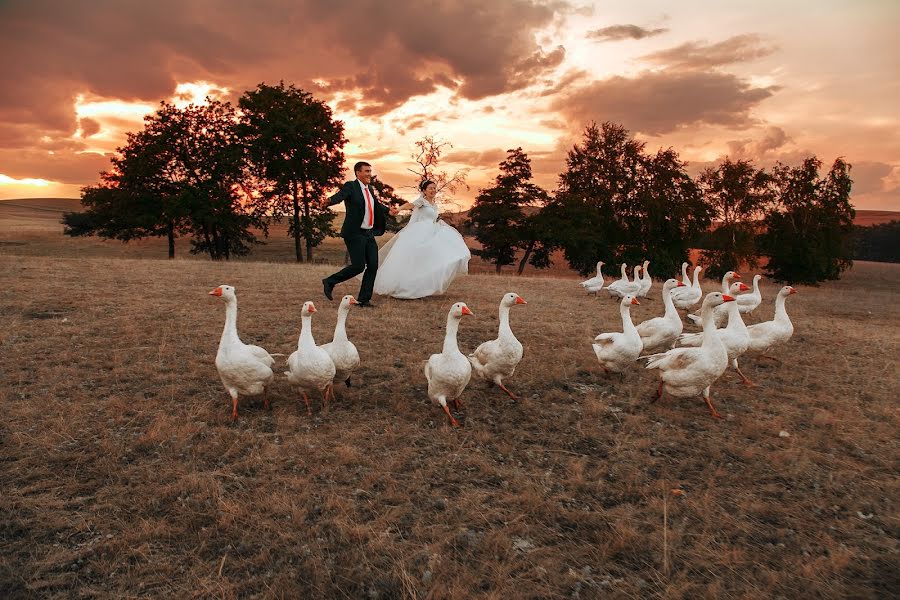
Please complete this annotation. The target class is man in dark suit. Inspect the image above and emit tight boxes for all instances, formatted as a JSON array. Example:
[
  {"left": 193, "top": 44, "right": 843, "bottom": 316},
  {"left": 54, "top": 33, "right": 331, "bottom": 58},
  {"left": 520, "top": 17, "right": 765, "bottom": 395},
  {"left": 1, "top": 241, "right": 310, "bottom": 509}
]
[{"left": 320, "top": 161, "right": 398, "bottom": 307}]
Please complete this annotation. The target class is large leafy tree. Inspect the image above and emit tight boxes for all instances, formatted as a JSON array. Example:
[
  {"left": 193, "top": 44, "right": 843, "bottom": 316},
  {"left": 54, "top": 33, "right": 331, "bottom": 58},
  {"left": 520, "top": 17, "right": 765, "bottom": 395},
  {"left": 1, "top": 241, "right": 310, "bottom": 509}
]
[
  {"left": 467, "top": 148, "right": 550, "bottom": 273},
  {"left": 627, "top": 148, "right": 713, "bottom": 277},
  {"left": 543, "top": 122, "right": 711, "bottom": 277},
  {"left": 761, "top": 157, "right": 855, "bottom": 283},
  {"left": 697, "top": 158, "right": 774, "bottom": 277},
  {"left": 63, "top": 100, "right": 256, "bottom": 259},
  {"left": 542, "top": 122, "right": 644, "bottom": 275},
  {"left": 238, "top": 82, "right": 346, "bottom": 262}
]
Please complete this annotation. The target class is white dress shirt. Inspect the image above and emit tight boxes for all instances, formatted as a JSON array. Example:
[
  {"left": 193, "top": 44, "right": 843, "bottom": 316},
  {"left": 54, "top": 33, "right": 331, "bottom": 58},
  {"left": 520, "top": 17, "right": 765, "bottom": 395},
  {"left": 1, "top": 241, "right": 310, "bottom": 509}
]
[{"left": 358, "top": 179, "right": 375, "bottom": 229}]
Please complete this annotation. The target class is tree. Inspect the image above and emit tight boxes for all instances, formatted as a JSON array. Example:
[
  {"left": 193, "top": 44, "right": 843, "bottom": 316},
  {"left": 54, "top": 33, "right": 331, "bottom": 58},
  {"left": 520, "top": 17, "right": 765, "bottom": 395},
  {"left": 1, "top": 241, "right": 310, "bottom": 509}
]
[
  {"left": 63, "top": 100, "right": 255, "bottom": 260},
  {"left": 851, "top": 220, "right": 900, "bottom": 263},
  {"left": 541, "top": 122, "right": 645, "bottom": 275},
  {"left": 467, "top": 148, "right": 550, "bottom": 273},
  {"left": 542, "top": 122, "right": 710, "bottom": 277},
  {"left": 628, "top": 148, "right": 713, "bottom": 277},
  {"left": 760, "top": 157, "right": 855, "bottom": 283},
  {"left": 238, "top": 82, "right": 346, "bottom": 262},
  {"left": 406, "top": 135, "right": 469, "bottom": 210},
  {"left": 697, "top": 158, "right": 773, "bottom": 277}
]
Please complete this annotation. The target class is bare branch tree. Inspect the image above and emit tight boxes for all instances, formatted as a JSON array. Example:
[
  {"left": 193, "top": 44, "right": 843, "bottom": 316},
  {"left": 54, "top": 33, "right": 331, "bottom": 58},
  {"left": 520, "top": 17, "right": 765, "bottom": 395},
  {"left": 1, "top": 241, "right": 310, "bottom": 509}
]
[{"left": 406, "top": 135, "right": 470, "bottom": 211}]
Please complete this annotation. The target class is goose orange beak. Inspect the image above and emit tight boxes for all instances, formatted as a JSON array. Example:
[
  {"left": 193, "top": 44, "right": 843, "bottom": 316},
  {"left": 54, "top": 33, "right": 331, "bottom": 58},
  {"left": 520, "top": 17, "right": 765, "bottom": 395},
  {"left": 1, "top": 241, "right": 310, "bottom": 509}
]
[
  {"left": 308, "top": 303, "right": 317, "bottom": 313},
  {"left": 630, "top": 298, "right": 640, "bottom": 305},
  {"left": 209, "top": 287, "right": 222, "bottom": 297},
  {"left": 515, "top": 296, "right": 527, "bottom": 305},
  {"left": 738, "top": 283, "right": 750, "bottom": 291},
  {"left": 723, "top": 295, "right": 735, "bottom": 302},
  {"left": 788, "top": 287, "right": 797, "bottom": 295},
  {"left": 461, "top": 306, "right": 473, "bottom": 316},
  {"left": 676, "top": 281, "right": 686, "bottom": 287},
  {"left": 349, "top": 297, "right": 359, "bottom": 305},
  {"left": 733, "top": 273, "right": 742, "bottom": 280}
]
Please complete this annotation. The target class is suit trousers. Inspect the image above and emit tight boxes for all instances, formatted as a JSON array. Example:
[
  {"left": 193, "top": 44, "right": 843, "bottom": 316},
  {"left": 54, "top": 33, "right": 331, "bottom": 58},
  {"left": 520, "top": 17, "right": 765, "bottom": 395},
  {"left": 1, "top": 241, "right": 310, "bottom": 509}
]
[{"left": 324, "top": 229, "right": 378, "bottom": 303}]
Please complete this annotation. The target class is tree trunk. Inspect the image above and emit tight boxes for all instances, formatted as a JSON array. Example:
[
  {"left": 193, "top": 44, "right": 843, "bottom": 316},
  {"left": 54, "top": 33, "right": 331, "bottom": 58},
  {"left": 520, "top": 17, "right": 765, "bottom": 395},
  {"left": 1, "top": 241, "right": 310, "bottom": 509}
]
[
  {"left": 211, "top": 227, "right": 222, "bottom": 261},
  {"left": 517, "top": 241, "right": 535, "bottom": 275},
  {"left": 495, "top": 261, "right": 502, "bottom": 274},
  {"left": 167, "top": 220, "right": 175, "bottom": 259},
  {"left": 302, "top": 179, "right": 313, "bottom": 262},
  {"left": 292, "top": 181, "right": 303, "bottom": 263},
  {"left": 203, "top": 226, "right": 214, "bottom": 260}
]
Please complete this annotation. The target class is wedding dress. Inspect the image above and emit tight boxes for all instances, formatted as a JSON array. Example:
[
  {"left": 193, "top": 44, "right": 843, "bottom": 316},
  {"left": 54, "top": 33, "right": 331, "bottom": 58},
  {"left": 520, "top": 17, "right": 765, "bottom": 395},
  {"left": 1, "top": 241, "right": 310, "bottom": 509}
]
[{"left": 374, "top": 194, "right": 471, "bottom": 299}]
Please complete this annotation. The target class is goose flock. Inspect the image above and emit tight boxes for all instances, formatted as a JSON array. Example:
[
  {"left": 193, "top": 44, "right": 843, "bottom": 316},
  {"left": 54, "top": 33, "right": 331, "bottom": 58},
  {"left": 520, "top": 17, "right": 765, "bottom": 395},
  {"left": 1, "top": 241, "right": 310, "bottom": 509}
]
[{"left": 208, "top": 260, "right": 796, "bottom": 425}]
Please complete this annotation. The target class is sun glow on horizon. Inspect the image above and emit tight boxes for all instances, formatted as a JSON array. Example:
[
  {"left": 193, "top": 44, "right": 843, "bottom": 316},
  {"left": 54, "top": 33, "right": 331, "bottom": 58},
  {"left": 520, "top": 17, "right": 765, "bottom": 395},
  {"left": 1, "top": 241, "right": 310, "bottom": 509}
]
[{"left": 0, "top": 174, "right": 51, "bottom": 186}]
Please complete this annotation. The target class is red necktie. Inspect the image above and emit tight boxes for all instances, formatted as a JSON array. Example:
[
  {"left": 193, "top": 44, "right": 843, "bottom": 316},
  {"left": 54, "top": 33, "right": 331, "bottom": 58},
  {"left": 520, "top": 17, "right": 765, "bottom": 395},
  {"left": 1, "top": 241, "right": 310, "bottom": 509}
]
[{"left": 364, "top": 185, "right": 374, "bottom": 227}]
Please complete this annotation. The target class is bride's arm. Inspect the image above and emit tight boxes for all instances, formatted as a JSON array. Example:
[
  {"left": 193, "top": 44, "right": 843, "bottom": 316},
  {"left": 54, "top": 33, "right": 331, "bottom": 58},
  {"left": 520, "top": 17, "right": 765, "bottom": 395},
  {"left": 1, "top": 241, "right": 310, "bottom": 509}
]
[{"left": 394, "top": 202, "right": 417, "bottom": 212}]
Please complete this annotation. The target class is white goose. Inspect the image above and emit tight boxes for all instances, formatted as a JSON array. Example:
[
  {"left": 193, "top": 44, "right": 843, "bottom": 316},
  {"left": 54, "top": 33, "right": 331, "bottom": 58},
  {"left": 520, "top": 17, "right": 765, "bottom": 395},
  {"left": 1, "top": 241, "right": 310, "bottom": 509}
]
[
  {"left": 580, "top": 261, "right": 605, "bottom": 294},
  {"left": 638, "top": 260, "right": 652, "bottom": 298},
  {"left": 678, "top": 282, "right": 753, "bottom": 384},
  {"left": 469, "top": 293, "right": 527, "bottom": 399},
  {"left": 635, "top": 278, "right": 687, "bottom": 352},
  {"left": 425, "top": 302, "right": 474, "bottom": 427},
  {"left": 592, "top": 295, "right": 643, "bottom": 373},
  {"left": 209, "top": 285, "right": 276, "bottom": 421},
  {"left": 643, "top": 292, "right": 736, "bottom": 419},
  {"left": 687, "top": 270, "right": 741, "bottom": 327},
  {"left": 321, "top": 295, "right": 360, "bottom": 394},
  {"left": 671, "top": 265, "right": 703, "bottom": 310},
  {"left": 607, "top": 264, "right": 642, "bottom": 298},
  {"left": 745, "top": 286, "right": 797, "bottom": 359},
  {"left": 735, "top": 274, "right": 763, "bottom": 315},
  {"left": 285, "top": 301, "right": 336, "bottom": 415}
]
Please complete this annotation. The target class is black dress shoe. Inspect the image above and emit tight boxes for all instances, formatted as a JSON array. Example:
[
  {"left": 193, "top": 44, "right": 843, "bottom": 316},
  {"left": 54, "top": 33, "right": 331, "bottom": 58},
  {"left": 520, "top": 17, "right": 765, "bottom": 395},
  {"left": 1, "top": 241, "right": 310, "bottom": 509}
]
[{"left": 322, "top": 278, "right": 334, "bottom": 301}]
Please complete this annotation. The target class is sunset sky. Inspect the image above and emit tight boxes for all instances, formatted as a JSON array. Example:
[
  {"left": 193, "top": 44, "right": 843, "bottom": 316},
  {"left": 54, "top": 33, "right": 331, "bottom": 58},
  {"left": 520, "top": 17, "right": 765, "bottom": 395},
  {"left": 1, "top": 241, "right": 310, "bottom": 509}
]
[{"left": 1, "top": 0, "right": 898, "bottom": 210}]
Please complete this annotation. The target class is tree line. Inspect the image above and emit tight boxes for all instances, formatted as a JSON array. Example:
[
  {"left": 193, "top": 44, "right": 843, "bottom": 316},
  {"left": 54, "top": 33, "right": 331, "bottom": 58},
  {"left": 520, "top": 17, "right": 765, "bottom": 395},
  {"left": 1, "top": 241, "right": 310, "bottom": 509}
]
[
  {"left": 65, "top": 84, "right": 857, "bottom": 283},
  {"left": 469, "top": 122, "right": 856, "bottom": 284}
]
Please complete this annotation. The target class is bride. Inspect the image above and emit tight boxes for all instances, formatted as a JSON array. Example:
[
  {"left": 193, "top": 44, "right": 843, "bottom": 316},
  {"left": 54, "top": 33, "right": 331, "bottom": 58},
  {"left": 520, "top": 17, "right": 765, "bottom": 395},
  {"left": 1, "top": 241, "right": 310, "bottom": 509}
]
[{"left": 374, "top": 179, "right": 471, "bottom": 299}]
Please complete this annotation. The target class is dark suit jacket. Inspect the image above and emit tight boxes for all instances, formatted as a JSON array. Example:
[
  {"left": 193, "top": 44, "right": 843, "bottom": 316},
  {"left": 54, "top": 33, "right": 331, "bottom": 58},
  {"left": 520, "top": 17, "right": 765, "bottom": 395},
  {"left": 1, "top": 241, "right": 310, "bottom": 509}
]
[{"left": 328, "top": 180, "right": 390, "bottom": 237}]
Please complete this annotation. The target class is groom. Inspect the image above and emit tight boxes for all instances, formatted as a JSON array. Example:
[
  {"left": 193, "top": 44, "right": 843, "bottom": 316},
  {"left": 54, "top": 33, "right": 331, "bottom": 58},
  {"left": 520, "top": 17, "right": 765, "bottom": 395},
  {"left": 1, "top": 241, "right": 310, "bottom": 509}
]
[{"left": 320, "top": 161, "right": 398, "bottom": 307}]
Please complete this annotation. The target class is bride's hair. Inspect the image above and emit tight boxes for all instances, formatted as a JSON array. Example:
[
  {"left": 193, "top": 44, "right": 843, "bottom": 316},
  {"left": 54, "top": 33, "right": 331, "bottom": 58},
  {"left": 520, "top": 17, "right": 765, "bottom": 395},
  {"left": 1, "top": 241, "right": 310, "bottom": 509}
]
[{"left": 419, "top": 179, "right": 436, "bottom": 192}]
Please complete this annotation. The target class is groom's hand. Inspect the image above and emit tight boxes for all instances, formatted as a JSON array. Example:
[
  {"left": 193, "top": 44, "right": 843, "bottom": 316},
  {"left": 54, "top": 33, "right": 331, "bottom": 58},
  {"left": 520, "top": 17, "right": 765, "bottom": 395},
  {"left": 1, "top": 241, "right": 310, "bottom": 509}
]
[
  {"left": 389, "top": 205, "right": 399, "bottom": 216},
  {"left": 319, "top": 197, "right": 330, "bottom": 209}
]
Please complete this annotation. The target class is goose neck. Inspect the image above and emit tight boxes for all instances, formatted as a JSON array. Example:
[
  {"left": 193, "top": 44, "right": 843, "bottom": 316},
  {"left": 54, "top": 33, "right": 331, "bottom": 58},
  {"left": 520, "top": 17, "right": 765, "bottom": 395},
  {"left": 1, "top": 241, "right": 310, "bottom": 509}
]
[{"left": 442, "top": 315, "right": 461, "bottom": 354}]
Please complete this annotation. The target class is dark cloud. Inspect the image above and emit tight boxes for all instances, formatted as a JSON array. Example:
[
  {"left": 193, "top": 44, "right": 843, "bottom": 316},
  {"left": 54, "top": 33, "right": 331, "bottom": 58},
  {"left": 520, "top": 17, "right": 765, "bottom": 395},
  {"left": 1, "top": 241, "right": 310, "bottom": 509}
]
[
  {"left": 587, "top": 24, "right": 668, "bottom": 42},
  {"left": 0, "top": 149, "right": 111, "bottom": 184},
  {"left": 553, "top": 70, "right": 776, "bottom": 135},
  {"left": 640, "top": 34, "right": 777, "bottom": 69},
  {"left": 443, "top": 148, "right": 509, "bottom": 169},
  {"left": 726, "top": 125, "right": 790, "bottom": 157},
  {"left": 0, "top": 0, "right": 568, "bottom": 182}
]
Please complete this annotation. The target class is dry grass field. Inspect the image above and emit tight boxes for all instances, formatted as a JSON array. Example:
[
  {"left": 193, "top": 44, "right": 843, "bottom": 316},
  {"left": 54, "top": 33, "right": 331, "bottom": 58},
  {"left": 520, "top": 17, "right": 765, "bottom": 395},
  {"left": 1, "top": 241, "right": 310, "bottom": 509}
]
[{"left": 1, "top": 201, "right": 899, "bottom": 598}]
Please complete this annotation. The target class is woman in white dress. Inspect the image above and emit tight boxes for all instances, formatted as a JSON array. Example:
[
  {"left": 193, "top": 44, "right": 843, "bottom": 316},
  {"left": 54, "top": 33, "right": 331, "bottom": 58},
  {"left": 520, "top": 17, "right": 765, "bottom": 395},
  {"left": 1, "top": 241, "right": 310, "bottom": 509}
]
[{"left": 374, "top": 180, "right": 471, "bottom": 299}]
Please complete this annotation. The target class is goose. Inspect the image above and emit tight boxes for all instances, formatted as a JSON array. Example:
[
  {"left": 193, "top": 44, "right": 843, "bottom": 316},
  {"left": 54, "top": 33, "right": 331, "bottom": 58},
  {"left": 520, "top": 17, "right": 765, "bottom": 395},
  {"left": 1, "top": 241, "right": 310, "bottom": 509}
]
[
  {"left": 635, "top": 278, "right": 687, "bottom": 352},
  {"left": 671, "top": 265, "right": 703, "bottom": 310},
  {"left": 592, "top": 295, "right": 643, "bottom": 373},
  {"left": 607, "top": 264, "right": 642, "bottom": 298},
  {"left": 678, "top": 282, "right": 753, "bottom": 384},
  {"left": 735, "top": 274, "right": 763, "bottom": 316},
  {"left": 745, "top": 286, "right": 797, "bottom": 360},
  {"left": 643, "top": 292, "right": 736, "bottom": 419},
  {"left": 425, "top": 302, "right": 474, "bottom": 427},
  {"left": 285, "top": 301, "right": 336, "bottom": 415},
  {"left": 638, "top": 260, "right": 652, "bottom": 298},
  {"left": 321, "top": 295, "right": 360, "bottom": 394},
  {"left": 687, "top": 270, "right": 741, "bottom": 327},
  {"left": 469, "top": 293, "right": 527, "bottom": 399},
  {"left": 209, "top": 285, "right": 276, "bottom": 421},
  {"left": 580, "top": 261, "right": 605, "bottom": 294}
]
